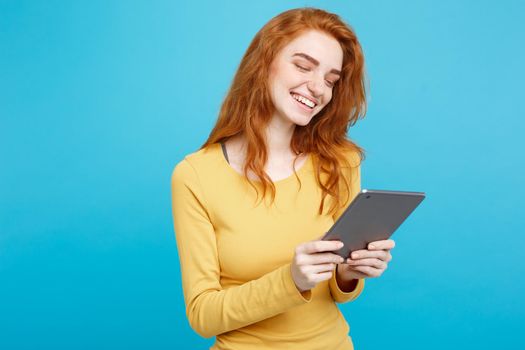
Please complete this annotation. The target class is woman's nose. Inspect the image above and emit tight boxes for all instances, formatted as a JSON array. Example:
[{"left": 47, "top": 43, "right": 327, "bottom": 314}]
[{"left": 306, "top": 77, "right": 323, "bottom": 97}]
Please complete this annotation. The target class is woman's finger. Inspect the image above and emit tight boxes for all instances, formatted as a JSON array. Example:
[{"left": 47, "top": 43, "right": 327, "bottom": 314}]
[
  {"left": 368, "top": 239, "right": 395, "bottom": 250},
  {"left": 349, "top": 250, "right": 391, "bottom": 262},
  {"left": 306, "top": 263, "right": 337, "bottom": 274},
  {"left": 315, "top": 271, "right": 334, "bottom": 282},
  {"left": 346, "top": 258, "right": 387, "bottom": 270},
  {"left": 298, "top": 240, "right": 344, "bottom": 255},
  {"left": 338, "top": 264, "right": 368, "bottom": 279},
  {"left": 349, "top": 264, "right": 384, "bottom": 277},
  {"left": 297, "top": 252, "right": 343, "bottom": 266}
]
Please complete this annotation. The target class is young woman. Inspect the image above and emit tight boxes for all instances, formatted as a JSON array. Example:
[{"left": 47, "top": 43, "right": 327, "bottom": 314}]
[{"left": 171, "top": 7, "right": 395, "bottom": 350}]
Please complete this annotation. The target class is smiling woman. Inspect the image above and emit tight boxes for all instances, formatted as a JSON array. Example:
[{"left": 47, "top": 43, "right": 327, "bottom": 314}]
[
  {"left": 267, "top": 29, "right": 344, "bottom": 127},
  {"left": 171, "top": 7, "right": 380, "bottom": 350}
]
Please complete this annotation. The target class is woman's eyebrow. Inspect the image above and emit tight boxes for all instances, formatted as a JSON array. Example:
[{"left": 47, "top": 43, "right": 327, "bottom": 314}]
[{"left": 292, "top": 52, "right": 341, "bottom": 76}]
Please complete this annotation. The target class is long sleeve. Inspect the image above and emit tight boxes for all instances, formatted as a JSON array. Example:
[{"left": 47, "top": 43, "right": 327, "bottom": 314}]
[
  {"left": 328, "top": 158, "right": 366, "bottom": 303},
  {"left": 328, "top": 271, "right": 365, "bottom": 303},
  {"left": 170, "top": 159, "right": 312, "bottom": 338}
]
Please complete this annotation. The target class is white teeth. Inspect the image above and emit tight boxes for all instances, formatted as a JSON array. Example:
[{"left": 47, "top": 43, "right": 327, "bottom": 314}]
[{"left": 291, "top": 93, "right": 315, "bottom": 108}]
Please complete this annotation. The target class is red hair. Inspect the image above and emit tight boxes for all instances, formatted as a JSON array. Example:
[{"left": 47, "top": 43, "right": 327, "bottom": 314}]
[{"left": 200, "top": 7, "right": 368, "bottom": 217}]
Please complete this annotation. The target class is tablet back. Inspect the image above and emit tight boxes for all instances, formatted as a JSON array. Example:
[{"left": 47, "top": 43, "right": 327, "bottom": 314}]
[{"left": 322, "top": 189, "right": 425, "bottom": 258}]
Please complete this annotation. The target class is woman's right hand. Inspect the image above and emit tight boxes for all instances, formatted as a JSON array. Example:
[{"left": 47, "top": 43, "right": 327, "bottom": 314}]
[{"left": 290, "top": 236, "right": 345, "bottom": 292}]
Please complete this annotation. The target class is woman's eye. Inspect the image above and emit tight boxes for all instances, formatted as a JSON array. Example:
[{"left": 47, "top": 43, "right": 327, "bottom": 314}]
[
  {"left": 295, "top": 63, "right": 336, "bottom": 88},
  {"left": 295, "top": 64, "right": 309, "bottom": 72}
]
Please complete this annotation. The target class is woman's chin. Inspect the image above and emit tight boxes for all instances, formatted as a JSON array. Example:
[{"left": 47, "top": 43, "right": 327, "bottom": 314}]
[{"left": 292, "top": 114, "right": 315, "bottom": 126}]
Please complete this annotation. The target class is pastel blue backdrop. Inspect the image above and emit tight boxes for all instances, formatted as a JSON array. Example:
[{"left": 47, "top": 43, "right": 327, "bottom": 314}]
[{"left": 1, "top": 1, "right": 523, "bottom": 349}]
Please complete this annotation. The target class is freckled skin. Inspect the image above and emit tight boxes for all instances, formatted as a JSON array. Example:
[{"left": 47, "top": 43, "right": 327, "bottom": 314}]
[{"left": 267, "top": 29, "right": 343, "bottom": 127}]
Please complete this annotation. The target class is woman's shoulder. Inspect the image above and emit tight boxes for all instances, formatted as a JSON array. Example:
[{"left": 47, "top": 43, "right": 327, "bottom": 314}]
[{"left": 171, "top": 143, "right": 221, "bottom": 182}]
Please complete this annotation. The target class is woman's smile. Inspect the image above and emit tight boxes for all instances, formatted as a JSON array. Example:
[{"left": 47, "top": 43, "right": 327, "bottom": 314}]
[{"left": 290, "top": 92, "right": 315, "bottom": 112}]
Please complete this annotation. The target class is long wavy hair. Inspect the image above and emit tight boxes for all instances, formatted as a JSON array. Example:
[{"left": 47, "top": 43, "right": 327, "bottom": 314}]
[{"left": 200, "top": 7, "right": 369, "bottom": 217}]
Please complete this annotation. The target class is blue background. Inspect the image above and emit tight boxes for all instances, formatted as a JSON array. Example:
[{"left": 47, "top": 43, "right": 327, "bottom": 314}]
[{"left": 1, "top": 1, "right": 523, "bottom": 349}]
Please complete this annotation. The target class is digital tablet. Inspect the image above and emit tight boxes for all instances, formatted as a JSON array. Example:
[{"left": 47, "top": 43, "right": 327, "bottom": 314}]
[{"left": 321, "top": 189, "right": 426, "bottom": 258}]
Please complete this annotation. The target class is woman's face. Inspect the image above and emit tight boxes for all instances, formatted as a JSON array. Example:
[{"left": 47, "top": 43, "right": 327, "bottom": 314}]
[{"left": 268, "top": 29, "right": 343, "bottom": 127}]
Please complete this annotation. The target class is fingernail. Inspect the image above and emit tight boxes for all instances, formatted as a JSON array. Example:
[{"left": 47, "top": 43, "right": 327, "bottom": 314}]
[
  {"left": 369, "top": 244, "right": 375, "bottom": 249},
  {"left": 338, "top": 242, "right": 344, "bottom": 247},
  {"left": 352, "top": 253, "right": 359, "bottom": 259}
]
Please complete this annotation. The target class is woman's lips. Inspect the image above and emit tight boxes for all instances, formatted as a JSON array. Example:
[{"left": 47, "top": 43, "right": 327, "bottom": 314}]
[{"left": 291, "top": 94, "right": 314, "bottom": 112}]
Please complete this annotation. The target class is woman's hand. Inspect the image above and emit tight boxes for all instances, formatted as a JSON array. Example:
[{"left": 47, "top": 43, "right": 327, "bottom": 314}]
[
  {"left": 337, "top": 239, "right": 396, "bottom": 282},
  {"left": 291, "top": 238, "right": 345, "bottom": 293}
]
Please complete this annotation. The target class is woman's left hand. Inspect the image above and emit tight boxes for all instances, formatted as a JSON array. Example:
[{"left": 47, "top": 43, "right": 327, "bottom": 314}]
[{"left": 337, "top": 239, "right": 396, "bottom": 280}]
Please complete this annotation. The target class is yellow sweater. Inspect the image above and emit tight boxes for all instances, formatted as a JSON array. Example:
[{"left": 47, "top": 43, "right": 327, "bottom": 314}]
[{"left": 170, "top": 142, "right": 365, "bottom": 350}]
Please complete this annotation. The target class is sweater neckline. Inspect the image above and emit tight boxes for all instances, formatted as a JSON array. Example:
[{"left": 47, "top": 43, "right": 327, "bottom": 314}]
[{"left": 215, "top": 142, "right": 311, "bottom": 185}]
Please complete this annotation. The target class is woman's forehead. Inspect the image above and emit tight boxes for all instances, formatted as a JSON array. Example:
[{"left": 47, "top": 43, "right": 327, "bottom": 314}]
[{"left": 280, "top": 30, "right": 343, "bottom": 69}]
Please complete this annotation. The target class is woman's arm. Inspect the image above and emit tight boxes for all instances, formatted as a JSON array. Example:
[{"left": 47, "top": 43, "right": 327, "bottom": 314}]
[
  {"left": 327, "top": 155, "right": 366, "bottom": 303},
  {"left": 330, "top": 266, "right": 365, "bottom": 302},
  {"left": 171, "top": 159, "right": 312, "bottom": 338}
]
